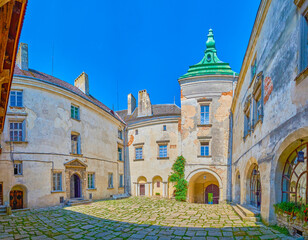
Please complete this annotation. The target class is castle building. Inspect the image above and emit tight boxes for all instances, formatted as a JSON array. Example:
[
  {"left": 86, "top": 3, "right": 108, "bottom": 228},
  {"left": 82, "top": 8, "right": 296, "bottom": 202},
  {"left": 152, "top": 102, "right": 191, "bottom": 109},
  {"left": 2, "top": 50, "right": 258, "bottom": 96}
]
[
  {"left": 230, "top": 0, "right": 308, "bottom": 225},
  {"left": 118, "top": 29, "right": 237, "bottom": 204},
  {"left": 0, "top": 44, "right": 125, "bottom": 209}
]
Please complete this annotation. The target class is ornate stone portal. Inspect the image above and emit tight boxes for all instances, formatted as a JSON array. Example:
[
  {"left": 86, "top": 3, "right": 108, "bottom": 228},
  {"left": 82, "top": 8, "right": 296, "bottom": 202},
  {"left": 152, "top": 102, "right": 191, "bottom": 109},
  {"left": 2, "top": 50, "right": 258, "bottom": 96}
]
[{"left": 64, "top": 159, "right": 87, "bottom": 199}]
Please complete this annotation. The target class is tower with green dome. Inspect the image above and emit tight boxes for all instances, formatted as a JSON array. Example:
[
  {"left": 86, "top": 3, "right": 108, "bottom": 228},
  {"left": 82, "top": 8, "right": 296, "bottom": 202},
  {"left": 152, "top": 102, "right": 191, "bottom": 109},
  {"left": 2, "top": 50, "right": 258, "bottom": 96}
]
[{"left": 179, "top": 29, "right": 238, "bottom": 204}]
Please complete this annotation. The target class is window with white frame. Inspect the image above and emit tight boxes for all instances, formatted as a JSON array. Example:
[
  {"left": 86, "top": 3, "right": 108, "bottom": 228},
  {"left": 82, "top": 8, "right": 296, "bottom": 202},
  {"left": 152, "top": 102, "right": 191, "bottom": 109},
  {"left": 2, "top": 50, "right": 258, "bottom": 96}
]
[
  {"left": 88, "top": 173, "right": 95, "bottom": 189},
  {"left": 10, "top": 90, "right": 23, "bottom": 107},
  {"left": 71, "top": 105, "right": 80, "bottom": 120},
  {"left": 71, "top": 133, "right": 81, "bottom": 154},
  {"left": 108, "top": 173, "right": 113, "bottom": 188},
  {"left": 200, "top": 142, "right": 210, "bottom": 156},
  {"left": 159, "top": 145, "right": 168, "bottom": 158},
  {"left": 200, "top": 105, "right": 210, "bottom": 124},
  {"left": 118, "top": 147, "right": 123, "bottom": 161},
  {"left": 119, "top": 174, "right": 124, "bottom": 188},
  {"left": 9, "top": 122, "right": 24, "bottom": 142},
  {"left": 53, "top": 172, "right": 62, "bottom": 191},
  {"left": 14, "top": 162, "right": 22, "bottom": 175},
  {"left": 135, "top": 147, "right": 143, "bottom": 160}
]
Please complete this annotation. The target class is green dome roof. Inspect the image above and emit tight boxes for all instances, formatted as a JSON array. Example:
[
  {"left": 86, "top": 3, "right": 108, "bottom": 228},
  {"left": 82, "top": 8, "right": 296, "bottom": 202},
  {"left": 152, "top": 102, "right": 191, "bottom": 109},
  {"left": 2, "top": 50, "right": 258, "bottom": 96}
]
[{"left": 179, "top": 29, "right": 238, "bottom": 79}]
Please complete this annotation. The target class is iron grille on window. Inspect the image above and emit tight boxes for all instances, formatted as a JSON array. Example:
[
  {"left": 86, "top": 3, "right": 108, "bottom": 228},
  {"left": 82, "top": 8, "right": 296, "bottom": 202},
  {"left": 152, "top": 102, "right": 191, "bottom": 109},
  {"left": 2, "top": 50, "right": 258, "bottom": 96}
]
[{"left": 10, "top": 122, "right": 23, "bottom": 142}]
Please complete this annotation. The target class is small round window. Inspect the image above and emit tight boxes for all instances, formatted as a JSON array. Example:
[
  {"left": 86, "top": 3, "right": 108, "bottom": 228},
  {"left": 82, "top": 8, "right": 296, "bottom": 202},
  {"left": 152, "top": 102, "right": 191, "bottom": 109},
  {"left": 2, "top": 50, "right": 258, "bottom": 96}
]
[{"left": 207, "top": 54, "right": 211, "bottom": 62}]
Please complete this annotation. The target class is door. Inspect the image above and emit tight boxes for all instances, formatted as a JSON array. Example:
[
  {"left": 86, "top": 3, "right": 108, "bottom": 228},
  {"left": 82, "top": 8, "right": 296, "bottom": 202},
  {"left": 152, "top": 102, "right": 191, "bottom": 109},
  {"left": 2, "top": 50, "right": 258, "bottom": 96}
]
[
  {"left": 205, "top": 184, "right": 219, "bottom": 204},
  {"left": 0, "top": 183, "right": 3, "bottom": 205},
  {"left": 10, "top": 190, "right": 23, "bottom": 209},
  {"left": 70, "top": 174, "right": 81, "bottom": 198},
  {"left": 140, "top": 184, "right": 145, "bottom": 196}
]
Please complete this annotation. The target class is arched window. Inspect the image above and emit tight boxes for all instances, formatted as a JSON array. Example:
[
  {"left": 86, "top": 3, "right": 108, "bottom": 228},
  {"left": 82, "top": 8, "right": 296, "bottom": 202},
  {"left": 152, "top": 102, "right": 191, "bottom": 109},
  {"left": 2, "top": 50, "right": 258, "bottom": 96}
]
[
  {"left": 250, "top": 165, "right": 261, "bottom": 208},
  {"left": 281, "top": 142, "right": 307, "bottom": 204}
]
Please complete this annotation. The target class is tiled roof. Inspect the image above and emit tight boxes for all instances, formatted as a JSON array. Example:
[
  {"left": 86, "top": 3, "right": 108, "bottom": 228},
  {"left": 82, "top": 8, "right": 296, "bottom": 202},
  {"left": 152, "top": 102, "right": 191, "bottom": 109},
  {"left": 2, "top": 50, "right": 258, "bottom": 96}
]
[
  {"left": 13, "top": 65, "right": 125, "bottom": 124},
  {"left": 117, "top": 104, "right": 181, "bottom": 124}
]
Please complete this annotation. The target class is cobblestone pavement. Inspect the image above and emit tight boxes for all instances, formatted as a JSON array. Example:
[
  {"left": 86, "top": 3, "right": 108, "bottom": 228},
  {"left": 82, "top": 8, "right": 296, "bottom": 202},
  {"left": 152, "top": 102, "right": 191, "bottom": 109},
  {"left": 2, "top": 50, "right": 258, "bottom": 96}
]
[{"left": 0, "top": 197, "right": 293, "bottom": 239}]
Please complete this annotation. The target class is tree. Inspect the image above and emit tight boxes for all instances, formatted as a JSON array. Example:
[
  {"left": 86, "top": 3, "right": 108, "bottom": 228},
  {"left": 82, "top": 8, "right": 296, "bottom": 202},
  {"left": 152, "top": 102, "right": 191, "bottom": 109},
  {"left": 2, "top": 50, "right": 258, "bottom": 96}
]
[{"left": 170, "top": 156, "right": 188, "bottom": 201}]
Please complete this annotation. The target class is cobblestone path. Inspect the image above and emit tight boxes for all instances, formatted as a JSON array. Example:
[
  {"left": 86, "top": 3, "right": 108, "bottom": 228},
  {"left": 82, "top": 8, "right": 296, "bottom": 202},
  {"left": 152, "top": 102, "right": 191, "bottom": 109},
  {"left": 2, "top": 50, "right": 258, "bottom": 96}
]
[{"left": 0, "top": 197, "right": 293, "bottom": 239}]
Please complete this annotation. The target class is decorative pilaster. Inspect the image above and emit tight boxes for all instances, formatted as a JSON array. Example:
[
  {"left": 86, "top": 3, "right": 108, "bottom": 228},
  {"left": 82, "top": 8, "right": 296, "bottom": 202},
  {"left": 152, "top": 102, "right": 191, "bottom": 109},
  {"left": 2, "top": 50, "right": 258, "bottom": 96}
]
[{"left": 149, "top": 182, "right": 153, "bottom": 196}]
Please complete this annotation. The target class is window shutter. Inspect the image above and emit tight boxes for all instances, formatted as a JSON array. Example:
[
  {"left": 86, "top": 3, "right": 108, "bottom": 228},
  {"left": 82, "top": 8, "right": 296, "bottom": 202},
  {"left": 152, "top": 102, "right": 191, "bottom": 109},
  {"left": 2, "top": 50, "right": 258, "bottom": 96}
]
[
  {"left": 22, "top": 121, "right": 26, "bottom": 141},
  {"left": 78, "top": 135, "right": 81, "bottom": 154}
]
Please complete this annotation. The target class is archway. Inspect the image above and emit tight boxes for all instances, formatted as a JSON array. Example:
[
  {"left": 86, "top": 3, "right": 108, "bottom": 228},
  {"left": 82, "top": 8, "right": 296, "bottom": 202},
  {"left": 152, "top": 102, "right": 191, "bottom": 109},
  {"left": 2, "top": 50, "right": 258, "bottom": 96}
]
[
  {"left": 70, "top": 173, "right": 82, "bottom": 198},
  {"left": 137, "top": 176, "right": 147, "bottom": 196},
  {"left": 234, "top": 170, "right": 241, "bottom": 203},
  {"left": 187, "top": 170, "right": 221, "bottom": 204},
  {"left": 10, "top": 185, "right": 27, "bottom": 209},
  {"left": 247, "top": 164, "right": 261, "bottom": 208},
  {"left": 152, "top": 176, "right": 163, "bottom": 197}
]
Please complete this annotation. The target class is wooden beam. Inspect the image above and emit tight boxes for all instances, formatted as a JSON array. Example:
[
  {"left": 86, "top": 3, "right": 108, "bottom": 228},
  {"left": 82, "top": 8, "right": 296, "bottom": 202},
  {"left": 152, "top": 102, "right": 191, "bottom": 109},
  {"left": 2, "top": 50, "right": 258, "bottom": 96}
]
[{"left": 0, "top": 0, "right": 10, "bottom": 8}]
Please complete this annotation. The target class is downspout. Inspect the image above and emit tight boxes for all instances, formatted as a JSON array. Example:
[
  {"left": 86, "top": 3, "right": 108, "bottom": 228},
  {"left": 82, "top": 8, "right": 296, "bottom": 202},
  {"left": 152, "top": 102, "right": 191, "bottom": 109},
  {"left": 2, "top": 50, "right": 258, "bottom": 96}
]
[{"left": 227, "top": 111, "right": 233, "bottom": 203}]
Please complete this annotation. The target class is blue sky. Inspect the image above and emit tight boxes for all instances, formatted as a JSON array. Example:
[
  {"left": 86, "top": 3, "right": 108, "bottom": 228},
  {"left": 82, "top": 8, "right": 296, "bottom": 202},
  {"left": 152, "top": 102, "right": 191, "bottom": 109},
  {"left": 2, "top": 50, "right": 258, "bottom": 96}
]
[{"left": 20, "top": 0, "right": 260, "bottom": 110}]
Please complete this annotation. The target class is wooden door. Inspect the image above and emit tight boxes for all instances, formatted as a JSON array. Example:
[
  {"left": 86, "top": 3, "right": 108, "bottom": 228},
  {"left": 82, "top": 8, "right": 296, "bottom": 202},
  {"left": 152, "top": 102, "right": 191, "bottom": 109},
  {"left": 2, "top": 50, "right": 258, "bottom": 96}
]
[
  {"left": 205, "top": 184, "right": 219, "bottom": 204},
  {"left": 140, "top": 184, "right": 145, "bottom": 196},
  {"left": 10, "top": 190, "right": 23, "bottom": 209},
  {"left": 0, "top": 183, "right": 3, "bottom": 205}
]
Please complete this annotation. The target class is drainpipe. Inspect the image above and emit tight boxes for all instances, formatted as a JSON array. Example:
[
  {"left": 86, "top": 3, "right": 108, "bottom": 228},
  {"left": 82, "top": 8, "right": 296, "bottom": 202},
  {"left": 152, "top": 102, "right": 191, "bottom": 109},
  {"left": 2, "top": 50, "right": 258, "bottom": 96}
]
[
  {"left": 123, "top": 126, "right": 130, "bottom": 195},
  {"left": 227, "top": 112, "right": 233, "bottom": 203}
]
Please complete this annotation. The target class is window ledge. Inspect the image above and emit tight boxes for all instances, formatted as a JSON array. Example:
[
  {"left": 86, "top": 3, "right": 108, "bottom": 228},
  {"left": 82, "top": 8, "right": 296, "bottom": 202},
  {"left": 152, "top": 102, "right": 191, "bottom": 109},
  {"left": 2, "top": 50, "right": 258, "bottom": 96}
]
[
  {"left": 107, "top": 187, "right": 114, "bottom": 190},
  {"left": 87, "top": 188, "right": 97, "bottom": 191},
  {"left": 253, "top": 119, "right": 263, "bottom": 129},
  {"left": 197, "top": 124, "right": 212, "bottom": 127},
  {"left": 118, "top": 160, "right": 124, "bottom": 162},
  {"left": 197, "top": 155, "right": 212, "bottom": 158},
  {"left": 14, "top": 174, "right": 23, "bottom": 177},
  {"left": 5, "top": 141, "right": 28, "bottom": 144},
  {"left": 157, "top": 157, "right": 169, "bottom": 160},
  {"left": 51, "top": 190, "right": 65, "bottom": 194},
  {"left": 294, "top": 66, "right": 308, "bottom": 83},
  {"left": 9, "top": 106, "right": 25, "bottom": 109},
  {"left": 118, "top": 186, "right": 124, "bottom": 189},
  {"left": 70, "top": 153, "right": 83, "bottom": 157},
  {"left": 71, "top": 118, "right": 81, "bottom": 122},
  {"left": 134, "top": 159, "right": 144, "bottom": 161}
]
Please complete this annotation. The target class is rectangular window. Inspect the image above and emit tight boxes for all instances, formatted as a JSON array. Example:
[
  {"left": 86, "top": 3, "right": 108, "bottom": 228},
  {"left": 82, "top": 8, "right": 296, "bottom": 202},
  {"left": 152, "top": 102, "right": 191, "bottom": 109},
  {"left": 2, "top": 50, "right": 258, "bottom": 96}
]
[
  {"left": 300, "top": 16, "right": 308, "bottom": 72},
  {"left": 200, "top": 105, "right": 210, "bottom": 124},
  {"left": 251, "top": 57, "right": 257, "bottom": 80},
  {"left": 10, "top": 90, "right": 23, "bottom": 107},
  {"left": 159, "top": 145, "right": 168, "bottom": 158},
  {"left": 135, "top": 147, "right": 143, "bottom": 160},
  {"left": 108, "top": 173, "right": 113, "bottom": 188},
  {"left": 71, "top": 105, "right": 80, "bottom": 120},
  {"left": 163, "top": 125, "right": 167, "bottom": 131},
  {"left": 135, "top": 129, "right": 138, "bottom": 135},
  {"left": 118, "top": 130, "right": 123, "bottom": 139},
  {"left": 14, "top": 162, "right": 22, "bottom": 175},
  {"left": 71, "top": 134, "right": 81, "bottom": 154},
  {"left": 53, "top": 173, "right": 62, "bottom": 191},
  {"left": 119, "top": 174, "right": 124, "bottom": 188},
  {"left": 244, "top": 112, "right": 251, "bottom": 138},
  {"left": 88, "top": 173, "right": 95, "bottom": 189},
  {"left": 157, "top": 181, "right": 160, "bottom": 188},
  {"left": 200, "top": 142, "right": 209, "bottom": 156},
  {"left": 9, "top": 122, "right": 24, "bottom": 142},
  {"left": 118, "top": 147, "right": 123, "bottom": 161}
]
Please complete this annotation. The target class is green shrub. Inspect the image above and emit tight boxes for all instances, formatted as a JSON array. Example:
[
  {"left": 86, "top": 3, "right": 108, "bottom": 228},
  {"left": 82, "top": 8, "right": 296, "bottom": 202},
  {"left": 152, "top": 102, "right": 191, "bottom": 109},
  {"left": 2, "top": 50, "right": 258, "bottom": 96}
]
[
  {"left": 169, "top": 156, "right": 188, "bottom": 201},
  {"left": 155, "top": 192, "right": 160, "bottom": 196}
]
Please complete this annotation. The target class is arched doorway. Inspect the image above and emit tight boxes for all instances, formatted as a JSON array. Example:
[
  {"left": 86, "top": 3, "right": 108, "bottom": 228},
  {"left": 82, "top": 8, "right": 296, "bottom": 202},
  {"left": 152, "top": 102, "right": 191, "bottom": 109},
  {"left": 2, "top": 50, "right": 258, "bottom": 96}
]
[
  {"left": 10, "top": 185, "right": 27, "bottom": 209},
  {"left": 152, "top": 176, "right": 163, "bottom": 197},
  {"left": 70, "top": 174, "right": 81, "bottom": 198},
  {"left": 187, "top": 170, "right": 221, "bottom": 204},
  {"left": 234, "top": 171, "right": 241, "bottom": 203},
  {"left": 137, "top": 176, "right": 147, "bottom": 196},
  {"left": 250, "top": 164, "right": 261, "bottom": 208}
]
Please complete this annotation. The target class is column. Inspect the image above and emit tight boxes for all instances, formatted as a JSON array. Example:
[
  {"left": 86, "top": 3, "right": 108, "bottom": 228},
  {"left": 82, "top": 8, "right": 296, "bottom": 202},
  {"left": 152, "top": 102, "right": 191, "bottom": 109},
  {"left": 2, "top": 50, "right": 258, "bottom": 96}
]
[
  {"left": 145, "top": 183, "right": 149, "bottom": 196},
  {"left": 163, "top": 182, "right": 167, "bottom": 197},
  {"left": 149, "top": 182, "right": 153, "bottom": 196}
]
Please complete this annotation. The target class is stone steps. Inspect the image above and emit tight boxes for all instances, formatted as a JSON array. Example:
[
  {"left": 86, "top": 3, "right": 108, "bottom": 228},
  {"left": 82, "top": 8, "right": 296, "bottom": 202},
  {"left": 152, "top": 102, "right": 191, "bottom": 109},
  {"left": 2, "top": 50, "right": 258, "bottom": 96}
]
[
  {"left": 66, "top": 198, "right": 92, "bottom": 206},
  {"left": 232, "top": 203, "right": 261, "bottom": 222},
  {"left": 0, "top": 206, "right": 6, "bottom": 216}
]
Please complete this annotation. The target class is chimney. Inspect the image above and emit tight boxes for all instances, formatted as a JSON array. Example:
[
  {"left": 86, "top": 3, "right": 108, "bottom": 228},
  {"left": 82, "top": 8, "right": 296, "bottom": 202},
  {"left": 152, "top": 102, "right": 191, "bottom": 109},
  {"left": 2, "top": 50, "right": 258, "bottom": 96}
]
[
  {"left": 16, "top": 43, "right": 28, "bottom": 71},
  {"left": 138, "top": 90, "right": 152, "bottom": 117},
  {"left": 127, "top": 93, "right": 136, "bottom": 115},
  {"left": 74, "top": 72, "right": 89, "bottom": 95}
]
